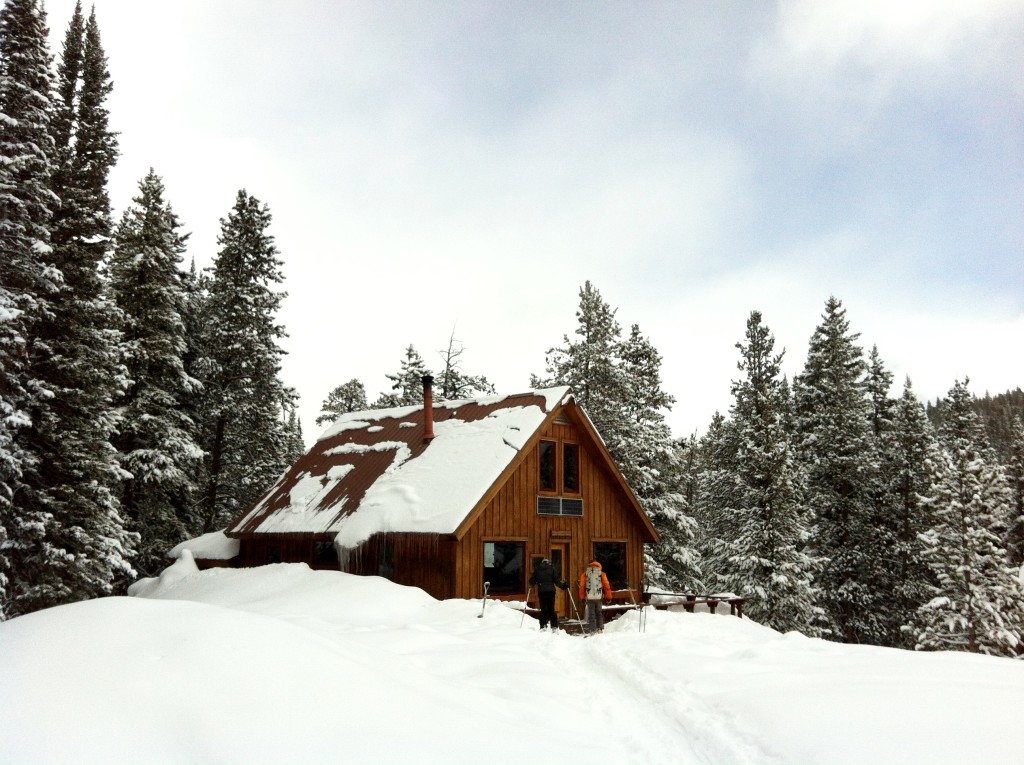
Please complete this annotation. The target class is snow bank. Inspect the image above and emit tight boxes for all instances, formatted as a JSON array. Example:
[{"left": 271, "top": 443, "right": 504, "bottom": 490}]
[{"left": 2, "top": 564, "right": 1022, "bottom": 765}]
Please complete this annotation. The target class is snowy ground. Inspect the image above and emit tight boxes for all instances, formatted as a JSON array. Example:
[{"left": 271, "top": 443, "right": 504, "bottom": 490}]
[{"left": 2, "top": 557, "right": 1022, "bottom": 765}]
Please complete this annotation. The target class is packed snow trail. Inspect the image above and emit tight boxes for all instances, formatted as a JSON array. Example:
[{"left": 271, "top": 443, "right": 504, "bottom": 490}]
[{"left": 570, "top": 622, "right": 783, "bottom": 764}]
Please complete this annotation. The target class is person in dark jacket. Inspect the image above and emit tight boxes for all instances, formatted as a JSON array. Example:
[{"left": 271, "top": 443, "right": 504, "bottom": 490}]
[{"left": 528, "top": 558, "right": 569, "bottom": 631}]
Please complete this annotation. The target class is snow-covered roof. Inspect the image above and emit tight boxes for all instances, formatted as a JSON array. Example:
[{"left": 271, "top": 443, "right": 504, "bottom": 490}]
[
  {"left": 227, "top": 387, "right": 571, "bottom": 548},
  {"left": 169, "top": 531, "right": 240, "bottom": 561}
]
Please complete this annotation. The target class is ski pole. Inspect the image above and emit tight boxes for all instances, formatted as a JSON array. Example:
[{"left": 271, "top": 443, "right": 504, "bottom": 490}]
[
  {"left": 520, "top": 586, "right": 532, "bottom": 628},
  {"left": 626, "top": 579, "right": 641, "bottom": 633},
  {"left": 567, "top": 589, "right": 585, "bottom": 633},
  {"left": 478, "top": 581, "right": 490, "bottom": 618}
]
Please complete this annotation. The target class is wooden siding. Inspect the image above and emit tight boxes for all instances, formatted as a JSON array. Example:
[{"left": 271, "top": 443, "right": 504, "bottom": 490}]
[
  {"left": 453, "top": 416, "right": 649, "bottom": 601},
  {"left": 315, "top": 532, "right": 457, "bottom": 601},
  {"left": 237, "top": 536, "right": 340, "bottom": 570}
]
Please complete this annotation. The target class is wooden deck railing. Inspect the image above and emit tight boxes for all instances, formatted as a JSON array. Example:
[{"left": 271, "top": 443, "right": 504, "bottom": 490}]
[{"left": 641, "top": 591, "right": 747, "bottom": 618}]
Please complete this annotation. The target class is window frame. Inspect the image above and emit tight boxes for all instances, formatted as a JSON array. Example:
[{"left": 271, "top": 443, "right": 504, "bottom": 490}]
[
  {"left": 562, "top": 441, "right": 580, "bottom": 495},
  {"left": 592, "top": 540, "right": 627, "bottom": 590},
  {"left": 482, "top": 539, "right": 527, "bottom": 596},
  {"left": 538, "top": 439, "right": 557, "bottom": 493}
]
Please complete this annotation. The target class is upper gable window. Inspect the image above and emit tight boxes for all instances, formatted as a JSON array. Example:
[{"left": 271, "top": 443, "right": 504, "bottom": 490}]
[
  {"left": 539, "top": 439, "right": 557, "bottom": 492},
  {"left": 563, "top": 442, "right": 579, "bottom": 493}
]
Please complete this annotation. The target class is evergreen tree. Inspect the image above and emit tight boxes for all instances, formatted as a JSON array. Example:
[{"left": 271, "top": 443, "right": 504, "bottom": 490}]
[
  {"left": 194, "top": 190, "right": 294, "bottom": 532},
  {"left": 1005, "top": 416, "right": 1024, "bottom": 568},
  {"left": 531, "top": 280, "right": 628, "bottom": 444},
  {"left": 283, "top": 402, "right": 305, "bottom": 463},
  {"left": 858, "top": 345, "right": 912, "bottom": 646},
  {"left": 716, "top": 311, "right": 819, "bottom": 632},
  {"left": 316, "top": 378, "right": 368, "bottom": 426},
  {"left": 109, "top": 170, "right": 202, "bottom": 576},
  {"left": 910, "top": 380, "right": 1024, "bottom": 657},
  {"left": 1, "top": 0, "right": 134, "bottom": 617},
  {"left": 14, "top": 1, "right": 136, "bottom": 610},
  {"left": 373, "top": 345, "right": 431, "bottom": 408},
  {"left": 885, "top": 378, "right": 940, "bottom": 647},
  {"left": 692, "top": 410, "right": 740, "bottom": 589},
  {"left": 0, "top": 0, "right": 60, "bottom": 618},
  {"left": 618, "top": 323, "right": 700, "bottom": 591},
  {"left": 793, "top": 297, "right": 878, "bottom": 643}
]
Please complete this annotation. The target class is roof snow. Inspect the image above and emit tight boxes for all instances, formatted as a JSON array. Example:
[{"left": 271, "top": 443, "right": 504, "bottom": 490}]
[{"left": 227, "top": 388, "right": 571, "bottom": 549}]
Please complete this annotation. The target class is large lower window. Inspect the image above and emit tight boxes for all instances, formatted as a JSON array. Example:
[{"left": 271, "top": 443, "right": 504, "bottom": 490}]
[
  {"left": 483, "top": 541, "right": 525, "bottom": 595},
  {"left": 593, "top": 542, "right": 626, "bottom": 589}
]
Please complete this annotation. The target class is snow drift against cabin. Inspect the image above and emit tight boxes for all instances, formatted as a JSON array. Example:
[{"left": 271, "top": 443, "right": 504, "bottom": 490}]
[{"left": 229, "top": 387, "right": 572, "bottom": 548}]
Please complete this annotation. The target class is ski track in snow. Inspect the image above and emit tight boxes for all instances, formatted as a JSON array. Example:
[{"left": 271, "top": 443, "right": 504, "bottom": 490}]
[{"left": 548, "top": 627, "right": 781, "bottom": 765}]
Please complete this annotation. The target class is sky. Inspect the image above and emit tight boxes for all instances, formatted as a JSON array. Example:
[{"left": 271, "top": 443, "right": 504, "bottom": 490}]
[
  {"left": 43, "top": 0, "right": 1023, "bottom": 442},
  {"left": 2, "top": 558, "right": 1023, "bottom": 764}
]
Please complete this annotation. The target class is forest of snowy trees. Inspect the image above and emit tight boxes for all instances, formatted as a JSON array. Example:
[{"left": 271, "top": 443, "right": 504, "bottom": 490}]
[
  {"left": 0, "top": 1, "right": 299, "bottom": 617},
  {"left": 2, "top": 1, "right": 1022, "bottom": 658}
]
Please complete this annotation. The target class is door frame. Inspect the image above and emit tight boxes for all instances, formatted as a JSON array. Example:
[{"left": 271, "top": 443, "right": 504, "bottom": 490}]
[{"left": 549, "top": 541, "right": 570, "bottom": 618}]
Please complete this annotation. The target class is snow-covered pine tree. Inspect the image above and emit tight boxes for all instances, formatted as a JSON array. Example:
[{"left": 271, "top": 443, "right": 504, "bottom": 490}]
[
  {"left": 373, "top": 345, "right": 431, "bottom": 408},
  {"left": 858, "top": 345, "right": 910, "bottom": 646},
  {"left": 1, "top": 0, "right": 131, "bottom": 616},
  {"left": 793, "top": 297, "right": 879, "bottom": 643},
  {"left": 618, "top": 323, "right": 700, "bottom": 592},
  {"left": 531, "top": 281, "right": 628, "bottom": 446},
  {"left": 1005, "top": 415, "right": 1024, "bottom": 569},
  {"left": 888, "top": 378, "right": 939, "bottom": 648},
  {"left": 910, "top": 379, "right": 1024, "bottom": 657},
  {"left": 12, "top": 2, "right": 137, "bottom": 610},
  {"left": 435, "top": 333, "right": 495, "bottom": 401},
  {"left": 316, "top": 379, "right": 367, "bottom": 426},
  {"left": 283, "top": 402, "right": 304, "bottom": 464},
  {"left": 692, "top": 410, "right": 740, "bottom": 590},
  {"left": 108, "top": 170, "right": 202, "bottom": 576},
  {"left": 194, "top": 190, "right": 294, "bottom": 533},
  {"left": 0, "top": 0, "right": 61, "bottom": 618},
  {"left": 716, "top": 311, "right": 819, "bottom": 633}
]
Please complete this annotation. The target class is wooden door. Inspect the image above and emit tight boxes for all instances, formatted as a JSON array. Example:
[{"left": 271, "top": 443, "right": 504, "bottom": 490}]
[{"left": 550, "top": 542, "right": 569, "bottom": 619}]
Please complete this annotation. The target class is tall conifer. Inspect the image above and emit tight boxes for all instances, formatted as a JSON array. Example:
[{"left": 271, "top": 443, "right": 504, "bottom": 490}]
[
  {"left": 718, "top": 311, "right": 819, "bottom": 632},
  {"left": 793, "top": 297, "right": 878, "bottom": 642},
  {"left": 0, "top": 0, "right": 60, "bottom": 618},
  {"left": 194, "top": 191, "right": 294, "bottom": 532},
  {"left": 109, "top": 170, "right": 202, "bottom": 575},
  {"left": 878, "top": 378, "right": 937, "bottom": 646},
  {"left": 14, "top": 1, "right": 134, "bottom": 611},
  {"left": 910, "top": 380, "right": 1024, "bottom": 656},
  {"left": 618, "top": 323, "right": 699, "bottom": 591}
]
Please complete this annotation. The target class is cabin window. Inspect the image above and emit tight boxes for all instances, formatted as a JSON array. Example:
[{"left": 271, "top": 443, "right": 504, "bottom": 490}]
[
  {"left": 312, "top": 541, "right": 336, "bottom": 566},
  {"left": 536, "top": 497, "right": 584, "bottom": 516},
  {"left": 593, "top": 542, "right": 627, "bottom": 589},
  {"left": 538, "top": 440, "right": 556, "bottom": 492},
  {"left": 563, "top": 442, "right": 580, "bottom": 493},
  {"left": 483, "top": 541, "right": 525, "bottom": 595},
  {"left": 265, "top": 545, "right": 281, "bottom": 564}
]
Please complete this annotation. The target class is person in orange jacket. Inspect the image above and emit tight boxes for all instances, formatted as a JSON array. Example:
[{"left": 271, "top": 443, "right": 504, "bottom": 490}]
[{"left": 578, "top": 561, "right": 612, "bottom": 634}]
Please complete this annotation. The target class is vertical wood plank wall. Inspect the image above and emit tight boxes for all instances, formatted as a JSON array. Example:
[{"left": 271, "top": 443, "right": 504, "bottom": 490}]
[{"left": 452, "top": 417, "right": 648, "bottom": 600}]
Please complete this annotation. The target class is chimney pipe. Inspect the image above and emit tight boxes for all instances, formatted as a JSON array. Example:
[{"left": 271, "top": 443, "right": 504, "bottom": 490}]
[{"left": 421, "top": 375, "right": 434, "bottom": 442}]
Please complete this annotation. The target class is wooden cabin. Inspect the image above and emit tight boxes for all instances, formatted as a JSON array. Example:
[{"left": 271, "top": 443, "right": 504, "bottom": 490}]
[{"left": 219, "top": 378, "right": 658, "bottom": 620}]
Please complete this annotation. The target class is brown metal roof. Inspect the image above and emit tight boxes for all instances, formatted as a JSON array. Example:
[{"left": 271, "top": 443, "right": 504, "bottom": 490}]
[{"left": 225, "top": 390, "right": 567, "bottom": 539}]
